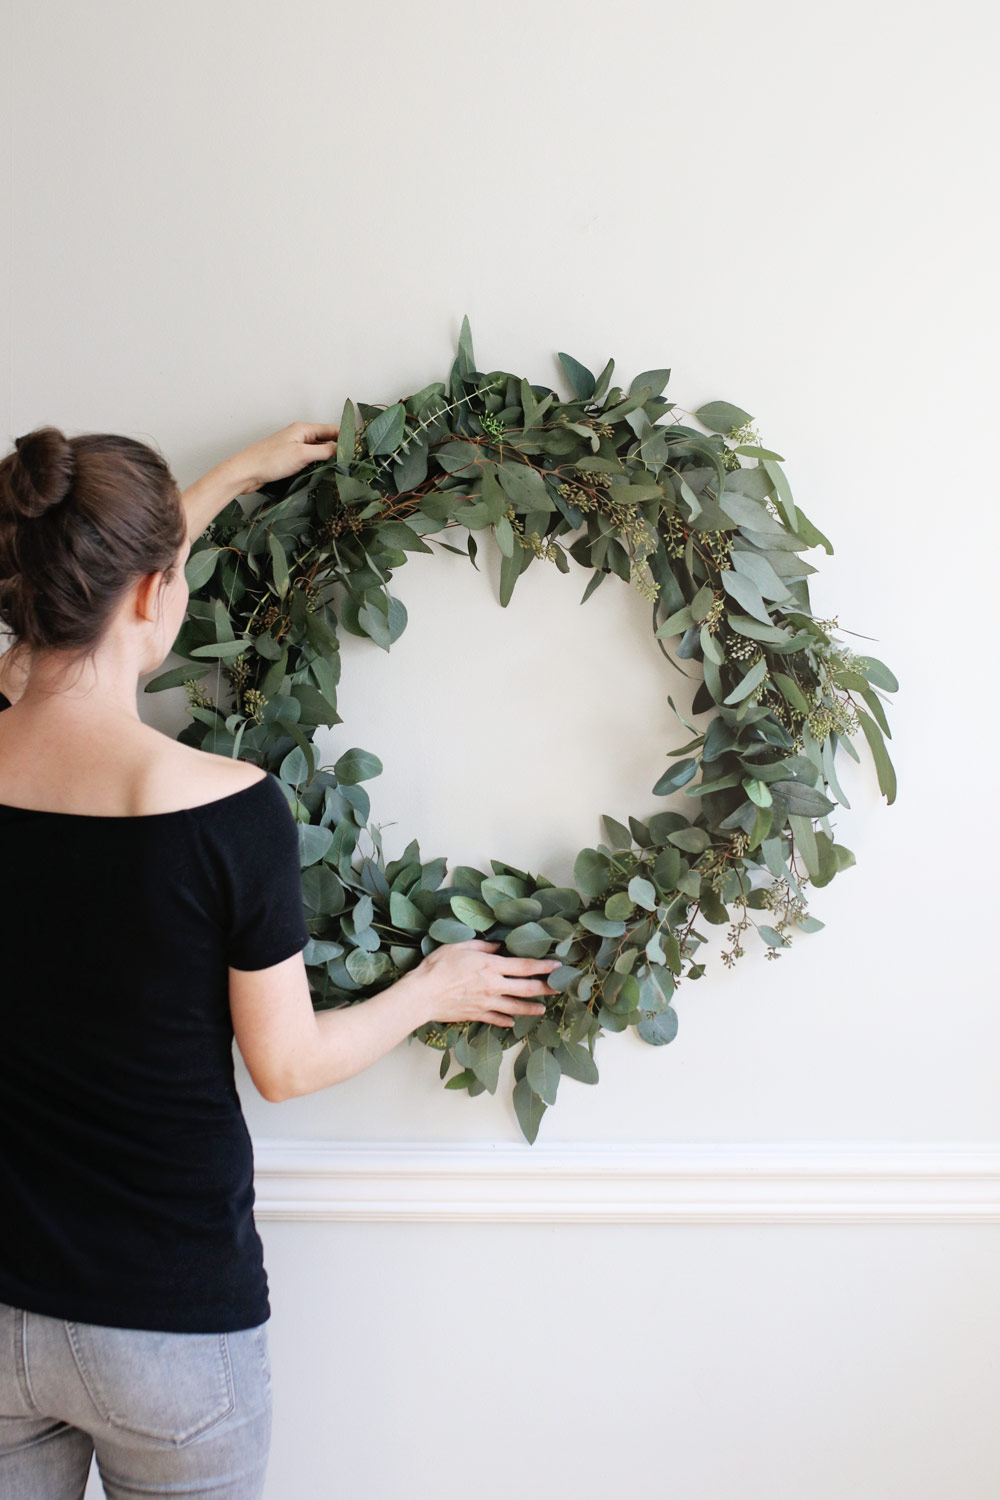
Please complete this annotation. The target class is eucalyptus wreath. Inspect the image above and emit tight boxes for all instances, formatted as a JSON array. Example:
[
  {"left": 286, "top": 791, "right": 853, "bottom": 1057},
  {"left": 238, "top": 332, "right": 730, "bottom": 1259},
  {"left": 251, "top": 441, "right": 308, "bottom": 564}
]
[{"left": 150, "top": 317, "right": 898, "bottom": 1143}]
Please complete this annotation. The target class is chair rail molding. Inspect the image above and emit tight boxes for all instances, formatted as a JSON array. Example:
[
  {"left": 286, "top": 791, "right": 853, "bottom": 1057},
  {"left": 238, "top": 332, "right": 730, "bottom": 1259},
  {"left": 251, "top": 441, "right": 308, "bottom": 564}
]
[{"left": 251, "top": 1140, "right": 1000, "bottom": 1225}]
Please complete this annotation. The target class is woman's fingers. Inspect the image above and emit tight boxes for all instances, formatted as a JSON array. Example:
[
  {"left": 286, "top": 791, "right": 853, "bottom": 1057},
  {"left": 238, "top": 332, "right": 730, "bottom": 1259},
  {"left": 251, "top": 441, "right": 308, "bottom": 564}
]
[
  {"left": 297, "top": 422, "right": 340, "bottom": 445},
  {"left": 491, "top": 997, "right": 548, "bottom": 1020},
  {"left": 489, "top": 953, "right": 559, "bottom": 975},
  {"left": 500, "top": 975, "right": 559, "bottom": 995}
]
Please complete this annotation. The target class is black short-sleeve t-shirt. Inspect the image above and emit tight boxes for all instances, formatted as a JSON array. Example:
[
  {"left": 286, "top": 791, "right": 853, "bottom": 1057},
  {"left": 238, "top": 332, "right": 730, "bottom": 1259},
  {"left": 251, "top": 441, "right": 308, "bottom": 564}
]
[{"left": 0, "top": 689, "right": 310, "bottom": 1332}]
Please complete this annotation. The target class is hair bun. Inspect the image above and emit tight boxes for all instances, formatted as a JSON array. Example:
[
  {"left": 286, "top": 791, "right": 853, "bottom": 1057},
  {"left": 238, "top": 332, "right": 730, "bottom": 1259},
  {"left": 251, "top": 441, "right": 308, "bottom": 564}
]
[{"left": 10, "top": 426, "right": 76, "bottom": 519}]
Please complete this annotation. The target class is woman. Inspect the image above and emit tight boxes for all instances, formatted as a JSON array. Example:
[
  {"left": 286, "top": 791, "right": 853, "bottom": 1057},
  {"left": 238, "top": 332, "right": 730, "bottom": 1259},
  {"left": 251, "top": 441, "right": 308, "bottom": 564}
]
[{"left": 0, "top": 423, "right": 560, "bottom": 1499}]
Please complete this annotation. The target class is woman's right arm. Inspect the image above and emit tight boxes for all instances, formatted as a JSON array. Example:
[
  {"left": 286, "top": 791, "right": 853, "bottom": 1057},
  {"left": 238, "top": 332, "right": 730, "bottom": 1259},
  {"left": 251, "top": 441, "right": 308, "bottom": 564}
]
[{"left": 230, "top": 939, "right": 560, "bottom": 1102}]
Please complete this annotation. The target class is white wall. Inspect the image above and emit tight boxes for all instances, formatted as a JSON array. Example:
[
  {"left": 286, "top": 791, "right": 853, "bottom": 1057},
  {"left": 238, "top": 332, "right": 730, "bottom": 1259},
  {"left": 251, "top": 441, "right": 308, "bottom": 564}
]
[{"left": 3, "top": 0, "right": 998, "bottom": 1495}]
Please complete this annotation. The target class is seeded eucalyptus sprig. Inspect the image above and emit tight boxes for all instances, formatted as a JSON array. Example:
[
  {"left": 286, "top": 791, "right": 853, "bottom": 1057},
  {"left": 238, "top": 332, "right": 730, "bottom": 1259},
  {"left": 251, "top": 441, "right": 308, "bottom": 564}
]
[{"left": 147, "top": 316, "right": 898, "bottom": 1143}]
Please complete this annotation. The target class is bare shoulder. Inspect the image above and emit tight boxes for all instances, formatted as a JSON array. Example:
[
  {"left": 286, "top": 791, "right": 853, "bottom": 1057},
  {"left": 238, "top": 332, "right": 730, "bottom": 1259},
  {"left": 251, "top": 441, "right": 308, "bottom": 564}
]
[{"left": 137, "top": 728, "right": 267, "bottom": 811}]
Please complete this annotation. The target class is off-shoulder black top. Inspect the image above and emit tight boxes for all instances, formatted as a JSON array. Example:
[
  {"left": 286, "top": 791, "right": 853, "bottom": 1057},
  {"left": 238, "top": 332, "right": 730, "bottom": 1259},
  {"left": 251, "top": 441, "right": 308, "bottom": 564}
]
[{"left": 0, "top": 689, "right": 309, "bottom": 1332}]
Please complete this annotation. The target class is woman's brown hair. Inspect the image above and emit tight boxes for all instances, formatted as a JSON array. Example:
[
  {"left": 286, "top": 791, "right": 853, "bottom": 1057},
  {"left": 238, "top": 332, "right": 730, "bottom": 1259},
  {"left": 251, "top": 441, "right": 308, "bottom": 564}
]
[{"left": 0, "top": 425, "right": 187, "bottom": 683}]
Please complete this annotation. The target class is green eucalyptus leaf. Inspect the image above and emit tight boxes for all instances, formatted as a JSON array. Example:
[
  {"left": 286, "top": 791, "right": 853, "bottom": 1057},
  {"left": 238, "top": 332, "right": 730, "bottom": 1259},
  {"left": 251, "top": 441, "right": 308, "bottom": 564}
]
[
  {"left": 637, "top": 1008, "right": 679, "bottom": 1045},
  {"left": 719, "top": 570, "right": 774, "bottom": 626},
  {"left": 334, "top": 748, "right": 383, "bottom": 785},
  {"left": 723, "top": 656, "right": 768, "bottom": 704},
  {"left": 695, "top": 401, "right": 753, "bottom": 433},
  {"left": 185, "top": 547, "right": 221, "bottom": 591},
  {"left": 526, "top": 1047, "right": 561, "bottom": 1105},
  {"left": 450, "top": 896, "right": 495, "bottom": 932},
  {"left": 365, "top": 402, "right": 407, "bottom": 455}
]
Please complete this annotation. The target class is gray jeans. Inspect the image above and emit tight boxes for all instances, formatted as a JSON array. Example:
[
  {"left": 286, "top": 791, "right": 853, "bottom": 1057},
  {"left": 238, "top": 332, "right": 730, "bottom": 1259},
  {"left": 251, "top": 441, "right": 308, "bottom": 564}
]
[{"left": 0, "top": 1298, "right": 272, "bottom": 1498}]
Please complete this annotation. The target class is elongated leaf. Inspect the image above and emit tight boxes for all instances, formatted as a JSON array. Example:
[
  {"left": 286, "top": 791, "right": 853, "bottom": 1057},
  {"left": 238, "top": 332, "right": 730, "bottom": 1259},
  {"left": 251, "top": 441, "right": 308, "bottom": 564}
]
[
  {"left": 788, "top": 813, "right": 820, "bottom": 876},
  {"left": 695, "top": 401, "right": 753, "bottom": 433},
  {"left": 731, "top": 550, "right": 793, "bottom": 603},
  {"left": 337, "top": 396, "right": 356, "bottom": 467},
  {"left": 762, "top": 458, "right": 797, "bottom": 529},
  {"left": 365, "top": 402, "right": 407, "bottom": 455},
  {"left": 655, "top": 605, "right": 694, "bottom": 638},
  {"left": 719, "top": 570, "right": 774, "bottom": 625},
  {"left": 526, "top": 1047, "right": 561, "bottom": 1105},
  {"left": 855, "top": 708, "right": 897, "bottom": 804},
  {"left": 499, "top": 544, "right": 523, "bottom": 607},
  {"left": 513, "top": 1076, "right": 546, "bottom": 1143},
  {"left": 652, "top": 757, "right": 699, "bottom": 795},
  {"left": 189, "top": 638, "right": 251, "bottom": 659},
  {"left": 558, "top": 352, "right": 596, "bottom": 400},
  {"left": 143, "top": 662, "right": 210, "bottom": 693},
  {"left": 553, "top": 1040, "right": 599, "bottom": 1085},
  {"left": 854, "top": 655, "right": 899, "bottom": 693},
  {"left": 268, "top": 533, "right": 290, "bottom": 597},
  {"left": 773, "top": 671, "right": 811, "bottom": 714},
  {"left": 770, "top": 780, "right": 836, "bottom": 817},
  {"left": 701, "top": 625, "right": 726, "bottom": 665},
  {"left": 723, "top": 656, "right": 768, "bottom": 704},
  {"left": 377, "top": 520, "right": 434, "bottom": 554},
  {"left": 185, "top": 547, "right": 221, "bottom": 591},
  {"left": 822, "top": 734, "right": 851, "bottom": 810}
]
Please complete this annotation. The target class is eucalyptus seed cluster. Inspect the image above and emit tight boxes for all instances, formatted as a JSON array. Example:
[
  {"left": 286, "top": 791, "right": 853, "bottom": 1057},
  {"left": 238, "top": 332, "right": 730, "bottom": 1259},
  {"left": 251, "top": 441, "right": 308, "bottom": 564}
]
[
  {"left": 766, "top": 688, "right": 805, "bottom": 729},
  {"left": 519, "top": 526, "right": 560, "bottom": 562},
  {"left": 561, "top": 474, "right": 663, "bottom": 577},
  {"left": 701, "top": 831, "right": 750, "bottom": 893},
  {"left": 701, "top": 594, "right": 726, "bottom": 634},
  {"left": 183, "top": 679, "right": 217, "bottom": 712},
  {"left": 807, "top": 696, "right": 858, "bottom": 741},
  {"left": 556, "top": 476, "right": 606, "bottom": 511},
  {"left": 758, "top": 880, "right": 811, "bottom": 958},
  {"left": 722, "top": 417, "right": 764, "bottom": 474},
  {"left": 826, "top": 644, "right": 862, "bottom": 675},
  {"left": 628, "top": 520, "right": 661, "bottom": 603},
  {"left": 248, "top": 604, "right": 280, "bottom": 636},
  {"left": 322, "top": 508, "right": 365, "bottom": 542},
  {"left": 478, "top": 410, "right": 506, "bottom": 443},
  {"left": 698, "top": 528, "right": 735, "bottom": 568},
  {"left": 724, "top": 631, "right": 764, "bottom": 664},
  {"left": 225, "top": 652, "right": 251, "bottom": 700},
  {"left": 242, "top": 687, "right": 268, "bottom": 724},
  {"left": 575, "top": 416, "right": 615, "bottom": 438},
  {"left": 630, "top": 564, "right": 661, "bottom": 604},
  {"left": 727, "top": 419, "right": 763, "bottom": 448},
  {"left": 422, "top": 1027, "right": 448, "bottom": 1050},
  {"left": 720, "top": 910, "right": 752, "bottom": 967},
  {"left": 760, "top": 878, "right": 809, "bottom": 918},
  {"left": 750, "top": 669, "right": 773, "bottom": 704},
  {"left": 661, "top": 513, "right": 688, "bottom": 559}
]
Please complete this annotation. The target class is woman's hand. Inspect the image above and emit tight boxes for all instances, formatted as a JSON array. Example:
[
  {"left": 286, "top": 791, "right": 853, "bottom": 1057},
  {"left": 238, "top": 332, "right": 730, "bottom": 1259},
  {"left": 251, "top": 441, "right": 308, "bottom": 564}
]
[
  {"left": 232, "top": 421, "right": 340, "bottom": 495},
  {"left": 411, "top": 938, "right": 561, "bottom": 1029}
]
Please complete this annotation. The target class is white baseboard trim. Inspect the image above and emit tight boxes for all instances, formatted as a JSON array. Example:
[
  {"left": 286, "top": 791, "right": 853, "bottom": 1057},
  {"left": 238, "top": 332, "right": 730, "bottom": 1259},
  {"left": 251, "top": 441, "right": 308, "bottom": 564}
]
[{"left": 251, "top": 1140, "right": 1000, "bottom": 1224}]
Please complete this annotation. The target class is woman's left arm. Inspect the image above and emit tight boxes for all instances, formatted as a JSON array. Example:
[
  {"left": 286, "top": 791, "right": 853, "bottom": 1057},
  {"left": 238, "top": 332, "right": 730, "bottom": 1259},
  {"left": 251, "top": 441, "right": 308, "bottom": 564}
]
[{"left": 181, "top": 421, "right": 340, "bottom": 543}]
